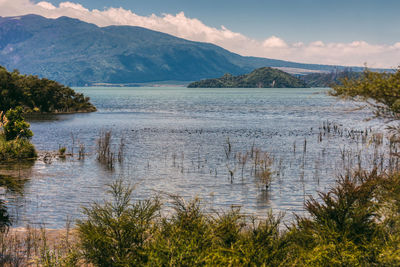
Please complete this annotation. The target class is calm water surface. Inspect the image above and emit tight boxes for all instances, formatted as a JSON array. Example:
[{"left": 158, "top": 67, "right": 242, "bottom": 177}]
[{"left": 4, "top": 87, "right": 384, "bottom": 228}]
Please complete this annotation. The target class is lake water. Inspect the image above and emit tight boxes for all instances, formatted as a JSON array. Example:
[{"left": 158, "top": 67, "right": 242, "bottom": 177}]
[{"left": 3, "top": 87, "right": 386, "bottom": 228}]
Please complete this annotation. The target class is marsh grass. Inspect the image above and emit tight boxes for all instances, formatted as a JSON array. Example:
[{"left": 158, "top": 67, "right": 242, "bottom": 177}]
[
  {"left": 0, "top": 169, "right": 399, "bottom": 266},
  {"left": 96, "top": 131, "right": 115, "bottom": 169},
  {"left": 0, "top": 225, "right": 81, "bottom": 267},
  {"left": 78, "top": 144, "right": 85, "bottom": 160},
  {"left": 96, "top": 131, "right": 127, "bottom": 170}
]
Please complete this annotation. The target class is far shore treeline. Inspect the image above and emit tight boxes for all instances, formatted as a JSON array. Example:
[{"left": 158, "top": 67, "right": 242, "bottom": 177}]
[
  {"left": 0, "top": 65, "right": 96, "bottom": 113},
  {"left": 188, "top": 67, "right": 307, "bottom": 88},
  {"left": 187, "top": 67, "right": 364, "bottom": 88}
]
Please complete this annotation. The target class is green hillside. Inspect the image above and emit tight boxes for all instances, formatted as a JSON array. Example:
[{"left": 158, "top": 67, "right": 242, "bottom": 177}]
[{"left": 187, "top": 67, "right": 307, "bottom": 88}]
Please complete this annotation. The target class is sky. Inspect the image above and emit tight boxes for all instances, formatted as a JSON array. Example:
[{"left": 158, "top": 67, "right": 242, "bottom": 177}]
[{"left": 0, "top": 0, "right": 399, "bottom": 68}]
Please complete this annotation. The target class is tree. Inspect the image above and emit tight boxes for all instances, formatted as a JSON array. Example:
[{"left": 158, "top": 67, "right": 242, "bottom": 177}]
[
  {"left": 3, "top": 106, "right": 33, "bottom": 141},
  {"left": 331, "top": 67, "right": 400, "bottom": 121}
]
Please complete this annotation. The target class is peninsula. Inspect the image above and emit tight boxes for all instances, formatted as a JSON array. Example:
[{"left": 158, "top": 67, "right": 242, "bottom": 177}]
[{"left": 187, "top": 67, "right": 307, "bottom": 88}]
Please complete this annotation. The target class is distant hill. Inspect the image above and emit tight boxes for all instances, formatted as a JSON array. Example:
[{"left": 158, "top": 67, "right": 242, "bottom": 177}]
[
  {"left": 188, "top": 67, "right": 306, "bottom": 88},
  {"left": 0, "top": 14, "right": 369, "bottom": 86},
  {"left": 300, "top": 69, "right": 363, "bottom": 87}
]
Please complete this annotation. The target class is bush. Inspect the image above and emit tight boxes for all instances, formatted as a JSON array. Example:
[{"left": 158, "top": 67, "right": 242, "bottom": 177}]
[
  {"left": 76, "top": 179, "right": 161, "bottom": 266},
  {"left": 0, "top": 107, "right": 36, "bottom": 161},
  {"left": 0, "top": 134, "right": 36, "bottom": 161},
  {"left": 3, "top": 107, "right": 33, "bottom": 141},
  {"left": 148, "top": 197, "right": 212, "bottom": 266},
  {"left": 73, "top": 171, "right": 400, "bottom": 266}
]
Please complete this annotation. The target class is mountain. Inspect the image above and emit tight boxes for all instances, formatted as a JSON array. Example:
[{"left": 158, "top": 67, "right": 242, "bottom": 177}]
[
  {"left": 300, "top": 69, "right": 363, "bottom": 87},
  {"left": 188, "top": 67, "right": 306, "bottom": 88},
  {"left": 0, "top": 14, "right": 365, "bottom": 86}
]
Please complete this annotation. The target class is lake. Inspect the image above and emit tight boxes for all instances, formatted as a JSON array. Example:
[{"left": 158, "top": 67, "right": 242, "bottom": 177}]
[{"left": 3, "top": 87, "right": 386, "bottom": 228}]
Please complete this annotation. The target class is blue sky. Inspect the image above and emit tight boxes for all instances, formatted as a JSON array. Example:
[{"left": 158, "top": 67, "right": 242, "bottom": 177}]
[
  {"left": 33, "top": 0, "right": 400, "bottom": 44},
  {"left": 1, "top": 0, "right": 399, "bottom": 67}
]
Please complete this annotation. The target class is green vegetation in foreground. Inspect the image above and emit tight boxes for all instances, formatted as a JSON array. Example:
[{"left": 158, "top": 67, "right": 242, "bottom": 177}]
[
  {"left": 0, "top": 107, "right": 36, "bottom": 161},
  {"left": 56, "top": 172, "right": 400, "bottom": 266},
  {"left": 187, "top": 67, "right": 307, "bottom": 88},
  {"left": 0, "top": 65, "right": 96, "bottom": 113},
  {"left": 2, "top": 171, "right": 400, "bottom": 266}
]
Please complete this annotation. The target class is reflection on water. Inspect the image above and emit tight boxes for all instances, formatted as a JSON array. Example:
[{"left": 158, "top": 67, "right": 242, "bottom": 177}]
[
  {"left": 0, "top": 161, "right": 34, "bottom": 227},
  {"left": 0, "top": 174, "right": 29, "bottom": 195},
  {"left": 1, "top": 87, "right": 388, "bottom": 228}
]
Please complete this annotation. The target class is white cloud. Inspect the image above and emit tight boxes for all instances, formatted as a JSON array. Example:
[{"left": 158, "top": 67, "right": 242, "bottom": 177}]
[
  {"left": 36, "top": 1, "right": 56, "bottom": 10},
  {"left": 0, "top": 0, "right": 399, "bottom": 68},
  {"left": 262, "top": 36, "right": 288, "bottom": 48}
]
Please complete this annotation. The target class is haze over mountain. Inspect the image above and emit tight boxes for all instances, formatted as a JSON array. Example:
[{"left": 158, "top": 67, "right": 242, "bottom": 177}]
[{"left": 0, "top": 14, "right": 364, "bottom": 86}]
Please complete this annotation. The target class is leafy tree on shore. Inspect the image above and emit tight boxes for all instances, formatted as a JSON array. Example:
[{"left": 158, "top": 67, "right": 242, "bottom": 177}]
[
  {"left": 331, "top": 67, "right": 400, "bottom": 120},
  {"left": 3, "top": 107, "right": 33, "bottom": 141},
  {"left": 0, "top": 107, "right": 36, "bottom": 161},
  {"left": 0, "top": 66, "right": 96, "bottom": 113}
]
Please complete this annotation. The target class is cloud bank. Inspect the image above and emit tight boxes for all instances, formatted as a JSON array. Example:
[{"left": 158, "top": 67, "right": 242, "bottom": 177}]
[{"left": 0, "top": 0, "right": 399, "bottom": 68}]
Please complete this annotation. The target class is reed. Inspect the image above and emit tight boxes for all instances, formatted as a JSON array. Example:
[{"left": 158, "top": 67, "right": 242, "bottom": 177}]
[
  {"left": 96, "top": 130, "right": 115, "bottom": 169},
  {"left": 78, "top": 144, "right": 85, "bottom": 160}
]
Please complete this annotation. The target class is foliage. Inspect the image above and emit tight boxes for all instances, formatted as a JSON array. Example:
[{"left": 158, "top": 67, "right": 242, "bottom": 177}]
[
  {"left": 0, "top": 170, "right": 396, "bottom": 266},
  {"left": 331, "top": 67, "right": 400, "bottom": 120},
  {"left": 0, "top": 107, "right": 36, "bottom": 160},
  {"left": 74, "top": 171, "right": 400, "bottom": 266},
  {"left": 58, "top": 147, "right": 67, "bottom": 157},
  {"left": 148, "top": 197, "right": 212, "bottom": 266},
  {"left": 76, "top": 179, "right": 161, "bottom": 266},
  {"left": 0, "top": 66, "right": 96, "bottom": 113},
  {"left": 0, "top": 134, "right": 36, "bottom": 161},
  {"left": 188, "top": 67, "right": 307, "bottom": 88},
  {"left": 3, "top": 106, "right": 33, "bottom": 141}
]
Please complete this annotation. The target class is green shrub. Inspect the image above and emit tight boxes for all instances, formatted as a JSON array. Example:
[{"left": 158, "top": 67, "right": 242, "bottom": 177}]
[
  {"left": 286, "top": 170, "right": 386, "bottom": 265},
  {"left": 73, "top": 170, "right": 400, "bottom": 266},
  {"left": 303, "top": 171, "right": 380, "bottom": 245},
  {"left": 58, "top": 147, "right": 67, "bottom": 157},
  {"left": 148, "top": 197, "right": 212, "bottom": 266},
  {"left": 0, "top": 107, "right": 36, "bottom": 161},
  {"left": 3, "top": 107, "right": 33, "bottom": 141},
  {"left": 0, "top": 135, "right": 36, "bottom": 161},
  {"left": 77, "top": 179, "right": 161, "bottom": 266},
  {"left": 205, "top": 212, "right": 287, "bottom": 266}
]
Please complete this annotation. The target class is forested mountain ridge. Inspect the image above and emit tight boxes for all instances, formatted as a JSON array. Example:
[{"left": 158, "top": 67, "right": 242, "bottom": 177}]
[{"left": 0, "top": 14, "right": 366, "bottom": 86}]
